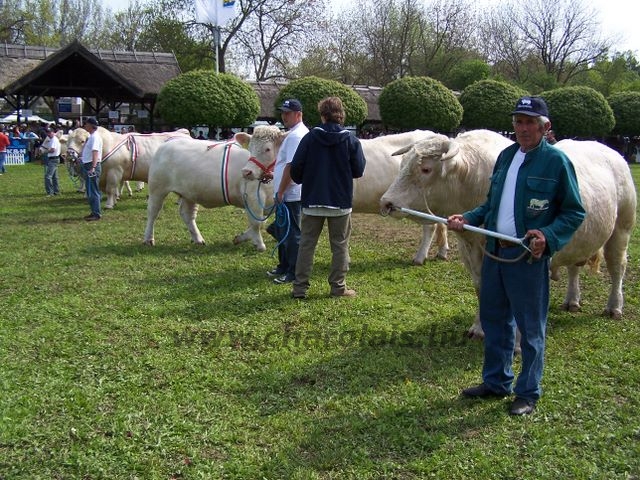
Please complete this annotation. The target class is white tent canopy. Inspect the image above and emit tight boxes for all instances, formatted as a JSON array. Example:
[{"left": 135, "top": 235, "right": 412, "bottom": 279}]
[{"left": 0, "top": 112, "right": 55, "bottom": 124}]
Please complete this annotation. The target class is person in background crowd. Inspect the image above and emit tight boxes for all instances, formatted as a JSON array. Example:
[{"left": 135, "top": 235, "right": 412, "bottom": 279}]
[
  {"left": 267, "top": 98, "right": 309, "bottom": 284},
  {"left": 545, "top": 129, "right": 557, "bottom": 144},
  {"left": 40, "top": 127, "right": 61, "bottom": 196},
  {"left": 447, "top": 96, "right": 585, "bottom": 416},
  {"left": 80, "top": 117, "right": 103, "bottom": 221},
  {"left": 289, "top": 96, "right": 366, "bottom": 299},
  {"left": 0, "top": 125, "right": 10, "bottom": 175}
]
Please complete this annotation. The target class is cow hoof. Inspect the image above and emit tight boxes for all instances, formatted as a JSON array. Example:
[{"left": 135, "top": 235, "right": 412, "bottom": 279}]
[
  {"left": 435, "top": 252, "right": 449, "bottom": 261},
  {"left": 105, "top": 204, "right": 114, "bottom": 210},
  {"left": 255, "top": 244, "right": 266, "bottom": 252},
  {"left": 561, "top": 302, "right": 581, "bottom": 313},
  {"left": 466, "top": 328, "right": 485, "bottom": 340},
  {"left": 603, "top": 308, "right": 622, "bottom": 320},
  {"left": 232, "top": 235, "right": 242, "bottom": 245},
  {"left": 412, "top": 258, "right": 426, "bottom": 266},
  {"left": 143, "top": 239, "right": 155, "bottom": 246}
]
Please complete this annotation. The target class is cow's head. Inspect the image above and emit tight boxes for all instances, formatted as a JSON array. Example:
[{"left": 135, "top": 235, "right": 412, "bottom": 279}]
[
  {"left": 380, "top": 134, "right": 460, "bottom": 215},
  {"left": 65, "top": 128, "right": 90, "bottom": 162},
  {"left": 393, "top": 134, "right": 460, "bottom": 186},
  {"left": 237, "top": 125, "right": 287, "bottom": 182}
]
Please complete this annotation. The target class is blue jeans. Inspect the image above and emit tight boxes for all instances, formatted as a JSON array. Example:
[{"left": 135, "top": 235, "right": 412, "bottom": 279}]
[
  {"left": 82, "top": 162, "right": 102, "bottom": 216},
  {"left": 479, "top": 247, "right": 550, "bottom": 401},
  {"left": 275, "top": 201, "right": 301, "bottom": 278},
  {"left": 0, "top": 151, "right": 6, "bottom": 173},
  {"left": 44, "top": 157, "right": 60, "bottom": 194}
]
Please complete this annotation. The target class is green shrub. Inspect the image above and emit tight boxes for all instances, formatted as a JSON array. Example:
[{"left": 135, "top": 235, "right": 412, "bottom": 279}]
[
  {"left": 275, "top": 76, "right": 368, "bottom": 127},
  {"left": 608, "top": 91, "right": 640, "bottom": 135},
  {"left": 379, "top": 76, "right": 462, "bottom": 132},
  {"left": 540, "top": 86, "right": 615, "bottom": 138},
  {"left": 157, "top": 70, "right": 260, "bottom": 128},
  {"left": 459, "top": 80, "right": 528, "bottom": 132}
]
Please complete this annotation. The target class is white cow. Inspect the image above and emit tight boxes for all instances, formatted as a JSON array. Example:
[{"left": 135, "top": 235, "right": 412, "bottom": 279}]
[
  {"left": 380, "top": 129, "right": 636, "bottom": 337},
  {"left": 66, "top": 127, "right": 191, "bottom": 208},
  {"left": 238, "top": 128, "right": 449, "bottom": 264},
  {"left": 143, "top": 132, "right": 273, "bottom": 250}
]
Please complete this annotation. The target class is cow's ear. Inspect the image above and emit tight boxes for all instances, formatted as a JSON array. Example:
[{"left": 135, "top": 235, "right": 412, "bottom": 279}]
[{"left": 234, "top": 132, "right": 250, "bottom": 149}]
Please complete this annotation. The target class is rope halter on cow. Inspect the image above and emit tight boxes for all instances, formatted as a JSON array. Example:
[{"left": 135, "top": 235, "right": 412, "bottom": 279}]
[{"left": 247, "top": 156, "right": 276, "bottom": 183}]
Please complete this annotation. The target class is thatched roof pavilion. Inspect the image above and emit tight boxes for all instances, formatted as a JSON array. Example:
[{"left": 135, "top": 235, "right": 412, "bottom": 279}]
[{"left": 0, "top": 40, "right": 382, "bottom": 129}]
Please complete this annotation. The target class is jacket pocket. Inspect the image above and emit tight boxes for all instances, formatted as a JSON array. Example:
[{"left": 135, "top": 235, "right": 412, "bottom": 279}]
[{"left": 525, "top": 177, "right": 557, "bottom": 218}]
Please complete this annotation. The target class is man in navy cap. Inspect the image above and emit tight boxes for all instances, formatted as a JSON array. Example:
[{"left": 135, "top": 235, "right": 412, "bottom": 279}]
[
  {"left": 267, "top": 99, "right": 309, "bottom": 284},
  {"left": 448, "top": 96, "right": 585, "bottom": 415}
]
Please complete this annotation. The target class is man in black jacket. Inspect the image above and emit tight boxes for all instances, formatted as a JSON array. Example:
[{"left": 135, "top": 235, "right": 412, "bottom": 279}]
[{"left": 289, "top": 96, "right": 366, "bottom": 299}]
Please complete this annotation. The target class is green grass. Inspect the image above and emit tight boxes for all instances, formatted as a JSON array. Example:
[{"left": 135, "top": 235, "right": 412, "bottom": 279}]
[{"left": 1, "top": 162, "right": 639, "bottom": 479}]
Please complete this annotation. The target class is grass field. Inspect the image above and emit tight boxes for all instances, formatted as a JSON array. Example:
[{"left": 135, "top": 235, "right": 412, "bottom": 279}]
[{"left": 0, "top": 162, "right": 639, "bottom": 479}]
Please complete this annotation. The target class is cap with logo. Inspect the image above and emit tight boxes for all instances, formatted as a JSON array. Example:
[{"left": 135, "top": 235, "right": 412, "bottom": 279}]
[
  {"left": 511, "top": 96, "right": 549, "bottom": 117},
  {"left": 277, "top": 99, "right": 303, "bottom": 112}
]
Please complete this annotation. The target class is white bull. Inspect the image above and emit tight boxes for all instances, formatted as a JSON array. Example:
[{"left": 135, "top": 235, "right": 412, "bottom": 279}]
[
  {"left": 66, "top": 127, "right": 191, "bottom": 208},
  {"left": 380, "top": 129, "right": 637, "bottom": 338},
  {"left": 143, "top": 133, "right": 272, "bottom": 250},
  {"left": 238, "top": 128, "right": 449, "bottom": 264}
]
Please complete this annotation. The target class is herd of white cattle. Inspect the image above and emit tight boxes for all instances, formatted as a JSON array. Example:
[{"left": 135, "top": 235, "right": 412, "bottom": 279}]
[{"left": 60, "top": 125, "right": 636, "bottom": 336}]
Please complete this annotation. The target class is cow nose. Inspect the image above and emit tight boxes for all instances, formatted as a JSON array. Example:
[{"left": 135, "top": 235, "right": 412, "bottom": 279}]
[{"left": 380, "top": 200, "right": 394, "bottom": 216}]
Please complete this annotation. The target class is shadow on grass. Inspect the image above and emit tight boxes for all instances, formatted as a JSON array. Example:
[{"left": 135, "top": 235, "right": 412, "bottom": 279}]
[{"left": 217, "top": 318, "right": 502, "bottom": 475}]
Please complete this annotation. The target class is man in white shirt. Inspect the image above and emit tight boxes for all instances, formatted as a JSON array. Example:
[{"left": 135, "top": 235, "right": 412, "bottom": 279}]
[
  {"left": 80, "top": 117, "right": 103, "bottom": 221},
  {"left": 41, "top": 128, "right": 61, "bottom": 196},
  {"left": 267, "top": 99, "right": 309, "bottom": 284}
]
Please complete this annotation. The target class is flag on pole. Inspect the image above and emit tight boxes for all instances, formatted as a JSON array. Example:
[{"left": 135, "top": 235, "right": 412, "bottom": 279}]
[{"left": 195, "top": 0, "right": 237, "bottom": 26}]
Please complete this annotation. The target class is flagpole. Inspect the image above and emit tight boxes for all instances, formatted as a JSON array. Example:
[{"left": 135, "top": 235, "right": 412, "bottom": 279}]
[{"left": 213, "top": 26, "right": 220, "bottom": 74}]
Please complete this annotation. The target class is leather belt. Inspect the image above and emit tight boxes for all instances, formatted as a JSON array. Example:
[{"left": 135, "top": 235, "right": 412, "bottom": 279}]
[{"left": 498, "top": 239, "right": 519, "bottom": 248}]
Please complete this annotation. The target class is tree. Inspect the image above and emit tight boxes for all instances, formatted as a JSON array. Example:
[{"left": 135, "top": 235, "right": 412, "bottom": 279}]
[
  {"left": 409, "top": 0, "right": 480, "bottom": 82},
  {"left": 378, "top": 76, "right": 462, "bottom": 132},
  {"left": 231, "top": 0, "right": 327, "bottom": 81},
  {"left": 157, "top": 70, "right": 260, "bottom": 128},
  {"left": 479, "top": 0, "right": 611, "bottom": 91},
  {"left": 540, "top": 86, "right": 615, "bottom": 139},
  {"left": 446, "top": 59, "right": 491, "bottom": 91},
  {"left": 608, "top": 91, "right": 640, "bottom": 135},
  {"left": 459, "top": 80, "right": 527, "bottom": 132},
  {"left": 274, "top": 76, "right": 367, "bottom": 127},
  {"left": 11, "top": 0, "right": 111, "bottom": 47}
]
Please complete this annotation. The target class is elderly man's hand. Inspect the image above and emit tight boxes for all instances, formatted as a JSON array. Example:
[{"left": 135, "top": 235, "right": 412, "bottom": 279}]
[
  {"left": 526, "top": 229, "right": 547, "bottom": 259},
  {"left": 447, "top": 214, "right": 467, "bottom": 232}
]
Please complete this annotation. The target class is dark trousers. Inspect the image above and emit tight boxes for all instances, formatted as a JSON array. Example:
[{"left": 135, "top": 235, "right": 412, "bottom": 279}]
[{"left": 275, "top": 201, "right": 301, "bottom": 277}]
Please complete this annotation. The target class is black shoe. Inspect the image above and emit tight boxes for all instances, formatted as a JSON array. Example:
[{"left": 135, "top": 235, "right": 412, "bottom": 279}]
[
  {"left": 509, "top": 397, "right": 536, "bottom": 415},
  {"left": 273, "top": 274, "right": 294, "bottom": 284},
  {"left": 266, "top": 268, "right": 284, "bottom": 278},
  {"left": 461, "top": 383, "right": 509, "bottom": 398},
  {"left": 291, "top": 291, "right": 307, "bottom": 299},
  {"left": 84, "top": 214, "right": 101, "bottom": 222}
]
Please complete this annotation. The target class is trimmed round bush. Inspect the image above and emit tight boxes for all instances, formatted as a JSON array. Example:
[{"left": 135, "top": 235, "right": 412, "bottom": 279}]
[
  {"left": 608, "top": 91, "right": 640, "bottom": 135},
  {"left": 157, "top": 70, "right": 260, "bottom": 128},
  {"left": 540, "top": 86, "right": 615, "bottom": 139},
  {"left": 378, "top": 76, "right": 462, "bottom": 132},
  {"left": 459, "top": 80, "right": 528, "bottom": 132},
  {"left": 275, "top": 77, "right": 368, "bottom": 128}
]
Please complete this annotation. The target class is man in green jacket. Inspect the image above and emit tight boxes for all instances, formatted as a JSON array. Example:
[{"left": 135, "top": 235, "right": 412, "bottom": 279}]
[{"left": 448, "top": 96, "right": 585, "bottom": 415}]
